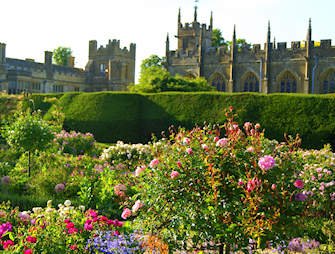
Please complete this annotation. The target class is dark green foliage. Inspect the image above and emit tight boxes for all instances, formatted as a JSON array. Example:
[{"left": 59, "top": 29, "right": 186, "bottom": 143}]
[
  {"left": 1, "top": 93, "right": 335, "bottom": 148},
  {"left": 212, "top": 28, "right": 227, "bottom": 47}
]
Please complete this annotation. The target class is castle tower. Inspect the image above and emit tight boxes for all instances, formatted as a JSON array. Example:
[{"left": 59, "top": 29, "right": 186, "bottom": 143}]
[
  {"left": 304, "top": 18, "right": 312, "bottom": 93},
  {"left": 228, "top": 25, "right": 236, "bottom": 92}
]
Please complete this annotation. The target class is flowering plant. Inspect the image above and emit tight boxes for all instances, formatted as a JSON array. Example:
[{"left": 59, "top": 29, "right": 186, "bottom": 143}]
[
  {"left": 0, "top": 200, "right": 142, "bottom": 253},
  {"left": 126, "top": 107, "right": 331, "bottom": 252},
  {"left": 54, "top": 130, "right": 95, "bottom": 155}
]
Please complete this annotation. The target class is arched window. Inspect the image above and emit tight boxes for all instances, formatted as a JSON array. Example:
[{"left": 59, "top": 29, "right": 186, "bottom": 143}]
[
  {"left": 243, "top": 73, "right": 259, "bottom": 92},
  {"left": 322, "top": 71, "right": 335, "bottom": 94},
  {"left": 211, "top": 74, "right": 225, "bottom": 91},
  {"left": 279, "top": 72, "right": 297, "bottom": 93}
]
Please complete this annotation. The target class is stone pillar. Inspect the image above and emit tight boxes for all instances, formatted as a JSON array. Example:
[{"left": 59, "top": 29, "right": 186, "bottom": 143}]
[
  {"left": 108, "top": 60, "right": 112, "bottom": 81},
  {"left": 227, "top": 80, "right": 234, "bottom": 93},
  {"left": 303, "top": 79, "right": 310, "bottom": 93},
  {"left": 262, "top": 78, "right": 269, "bottom": 93}
]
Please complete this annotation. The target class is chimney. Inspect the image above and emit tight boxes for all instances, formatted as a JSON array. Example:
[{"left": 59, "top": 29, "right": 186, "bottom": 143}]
[
  {"left": 0, "top": 43, "right": 6, "bottom": 64},
  {"left": 67, "top": 56, "right": 75, "bottom": 68},
  {"left": 44, "top": 51, "right": 53, "bottom": 66}
]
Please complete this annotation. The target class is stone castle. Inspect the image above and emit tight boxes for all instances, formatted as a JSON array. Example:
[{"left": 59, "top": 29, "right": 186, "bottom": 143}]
[
  {"left": 0, "top": 39, "right": 135, "bottom": 94},
  {"left": 166, "top": 8, "right": 335, "bottom": 94},
  {"left": 1, "top": 7, "right": 335, "bottom": 94}
]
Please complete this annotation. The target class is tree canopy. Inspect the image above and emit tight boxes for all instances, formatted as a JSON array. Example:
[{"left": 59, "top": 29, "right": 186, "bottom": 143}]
[
  {"left": 212, "top": 28, "right": 227, "bottom": 47},
  {"left": 53, "top": 47, "right": 72, "bottom": 66},
  {"left": 129, "top": 55, "right": 215, "bottom": 93}
]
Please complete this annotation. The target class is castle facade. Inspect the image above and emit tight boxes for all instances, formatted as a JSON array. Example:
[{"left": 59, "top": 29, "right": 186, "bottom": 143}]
[
  {"left": 166, "top": 8, "right": 335, "bottom": 94},
  {"left": 0, "top": 39, "right": 135, "bottom": 94}
]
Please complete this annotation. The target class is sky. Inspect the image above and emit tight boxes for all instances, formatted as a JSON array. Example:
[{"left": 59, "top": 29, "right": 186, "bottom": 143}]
[{"left": 2, "top": 0, "right": 335, "bottom": 82}]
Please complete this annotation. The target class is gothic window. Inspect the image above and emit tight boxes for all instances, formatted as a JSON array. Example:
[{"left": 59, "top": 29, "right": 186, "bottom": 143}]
[
  {"left": 279, "top": 72, "right": 297, "bottom": 93},
  {"left": 243, "top": 73, "right": 259, "bottom": 92},
  {"left": 322, "top": 71, "right": 335, "bottom": 93},
  {"left": 211, "top": 74, "right": 225, "bottom": 91}
]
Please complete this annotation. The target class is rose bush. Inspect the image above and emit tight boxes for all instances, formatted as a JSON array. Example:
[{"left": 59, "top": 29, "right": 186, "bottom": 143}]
[{"left": 123, "top": 107, "right": 334, "bottom": 252}]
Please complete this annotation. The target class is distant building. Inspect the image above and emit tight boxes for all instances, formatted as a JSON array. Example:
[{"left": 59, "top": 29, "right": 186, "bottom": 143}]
[
  {"left": 166, "top": 8, "right": 335, "bottom": 94},
  {"left": 0, "top": 39, "right": 136, "bottom": 94}
]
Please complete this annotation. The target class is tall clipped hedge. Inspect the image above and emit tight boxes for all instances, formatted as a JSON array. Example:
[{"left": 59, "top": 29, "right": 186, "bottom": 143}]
[{"left": 1, "top": 92, "right": 335, "bottom": 148}]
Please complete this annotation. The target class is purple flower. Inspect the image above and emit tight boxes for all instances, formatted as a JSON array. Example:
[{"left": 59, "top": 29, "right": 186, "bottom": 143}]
[
  {"left": 55, "top": 183, "right": 65, "bottom": 193},
  {"left": 295, "top": 193, "right": 307, "bottom": 201},
  {"left": 1, "top": 176, "right": 10, "bottom": 185}
]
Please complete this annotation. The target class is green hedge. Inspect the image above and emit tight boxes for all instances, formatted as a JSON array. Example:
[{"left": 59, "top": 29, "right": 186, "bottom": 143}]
[{"left": 1, "top": 92, "right": 335, "bottom": 148}]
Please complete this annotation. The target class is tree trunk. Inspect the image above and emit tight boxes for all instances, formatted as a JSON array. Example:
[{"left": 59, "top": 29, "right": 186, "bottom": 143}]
[{"left": 28, "top": 151, "right": 31, "bottom": 177}]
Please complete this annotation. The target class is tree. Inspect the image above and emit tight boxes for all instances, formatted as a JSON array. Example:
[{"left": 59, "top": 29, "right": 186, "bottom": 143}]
[
  {"left": 226, "top": 39, "right": 251, "bottom": 52},
  {"left": 1, "top": 109, "right": 54, "bottom": 177},
  {"left": 53, "top": 47, "right": 72, "bottom": 66},
  {"left": 212, "top": 28, "right": 227, "bottom": 47},
  {"left": 129, "top": 55, "right": 215, "bottom": 93}
]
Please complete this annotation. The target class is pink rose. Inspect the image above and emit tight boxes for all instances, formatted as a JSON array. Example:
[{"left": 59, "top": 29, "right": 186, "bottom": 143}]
[
  {"left": 214, "top": 136, "right": 219, "bottom": 142},
  {"left": 238, "top": 179, "right": 244, "bottom": 186},
  {"left": 244, "top": 122, "right": 252, "bottom": 130},
  {"left": 132, "top": 200, "right": 144, "bottom": 213},
  {"left": 271, "top": 184, "right": 276, "bottom": 190},
  {"left": 258, "top": 155, "right": 275, "bottom": 170},
  {"left": 186, "top": 148, "right": 193, "bottom": 155},
  {"left": 121, "top": 208, "right": 132, "bottom": 220},
  {"left": 246, "top": 146, "right": 254, "bottom": 153},
  {"left": 183, "top": 137, "right": 191, "bottom": 145},
  {"left": 24, "top": 249, "right": 33, "bottom": 254},
  {"left": 149, "top": 159, "right": 159, "bottom": 168},
  {"left": 135, "top": 165, "right": 146, "bottom": 176},
  {"left": 246, "top": 177, "right": 261, "bottom": 192},
  {"left": 26, "top": 236, "right": 37, "bottom": 243},
  {"left": 201, "top": 144, "right": 209, "bottom": 151},
  {"left": 216, "top": 138, "right": 228, "bottom": 147},
  {"left": 114, "top": 184, "right": 127, "bottom": 197},
  {"left": 293, "top": 179, "right": 304, "bottom": 189},
  {"left": 3, "top": 240, "right": 14, "bottom": 249},
  {"left": 170, "top": 171, "right": 180, "bottom": 179}
]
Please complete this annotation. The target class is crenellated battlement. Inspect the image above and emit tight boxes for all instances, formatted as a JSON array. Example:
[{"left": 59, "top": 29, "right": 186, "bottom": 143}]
[{"left": 89, "top": 39, "right": 136, "bottom": 60}]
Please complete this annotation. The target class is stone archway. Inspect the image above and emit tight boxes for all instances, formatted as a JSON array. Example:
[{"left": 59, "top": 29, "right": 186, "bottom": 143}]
[
  {"left": 208, "top": 73, "right": 226, "bottom": 91},
  {"left": 319, "top": 68, "right": 335, "bottom": 94},
  {"left": 277, "top": 70, "right": 298, "bottom": 93},
  {"left": 240, "top": 72, "right": 260, "bottom": 92}
]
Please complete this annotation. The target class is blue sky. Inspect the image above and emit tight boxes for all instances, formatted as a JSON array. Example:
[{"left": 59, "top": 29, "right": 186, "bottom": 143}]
[{"left": 2, "top": 0, "right": 334, "bottom": 81}]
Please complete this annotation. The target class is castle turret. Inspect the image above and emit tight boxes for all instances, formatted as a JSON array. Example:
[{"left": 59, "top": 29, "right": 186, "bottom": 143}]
[
  {"left": 263, "top": 21, "right": 271, "bottom": 93},
  {"left": 194, "top": 6, "right": 198, "bottom": 23},
  {"left": 209, "top": 11, "right": 213, "bottom": 31},
  {"left": 178, "top": 8, "right": 181, "bottom": 28},
  {"left": 304, "top": 18, "right": 312, "bottom": 93},
  {"left": 0, "top": 43, "right": 6, "bottom": 64},
  {"left": 165, "top": 33, "right": 170, "bottom": 65},
  {"left": 89, "top": 40, "right": 97, "bottom": 60},
  {"left": 228, "top": 25, "right": 236, "bottom": 92}
]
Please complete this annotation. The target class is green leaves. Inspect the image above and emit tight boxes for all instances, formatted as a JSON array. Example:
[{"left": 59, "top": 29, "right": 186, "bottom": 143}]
[{"left": 53, "top": 46, "right": 72, "bottom": 66}]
